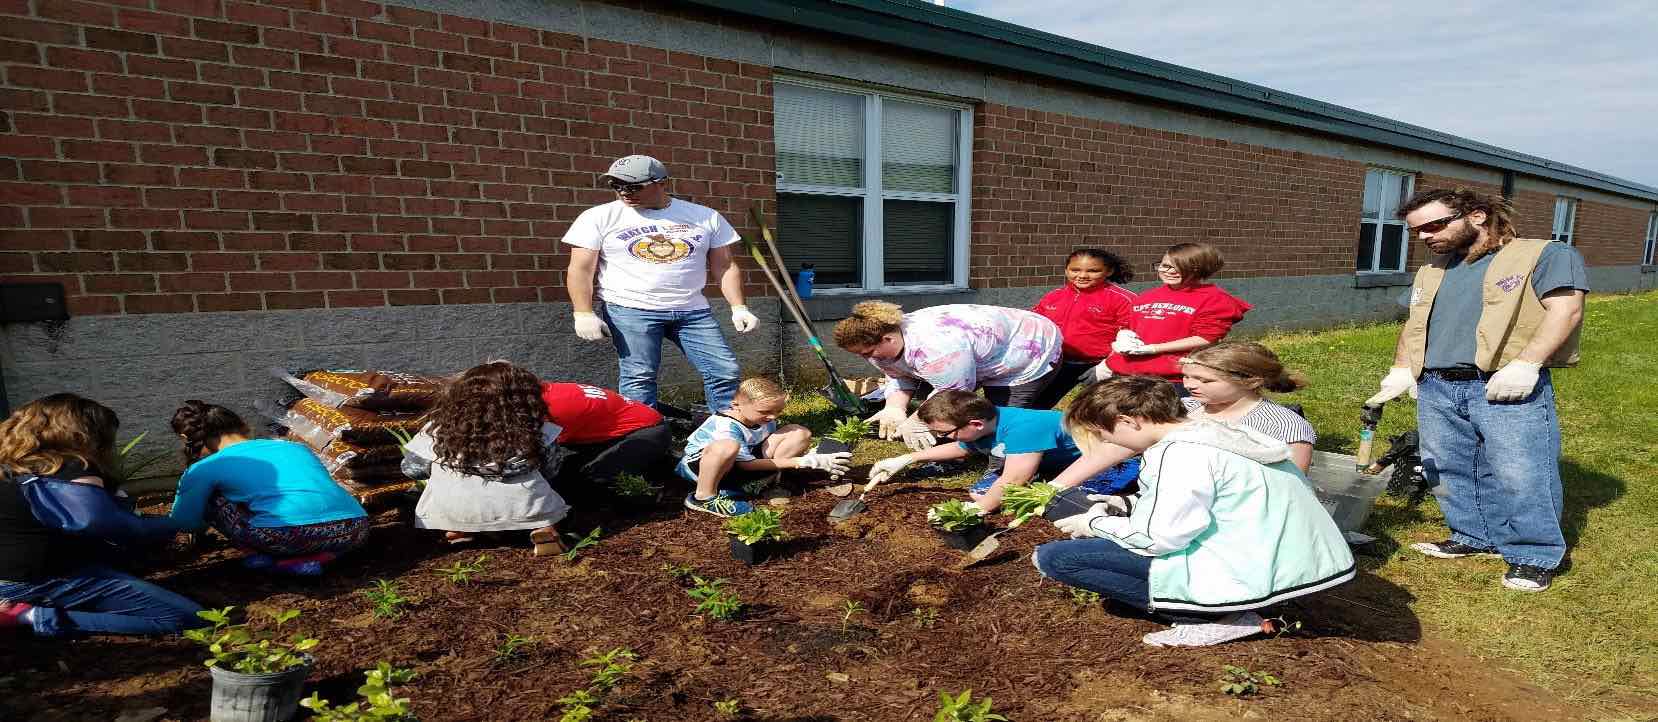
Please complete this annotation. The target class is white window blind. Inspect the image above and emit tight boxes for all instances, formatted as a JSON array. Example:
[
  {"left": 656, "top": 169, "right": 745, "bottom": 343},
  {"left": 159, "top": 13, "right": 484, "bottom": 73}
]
[
  {"left": 775, "top": 84, "right": 863, "bottom": 189},
  {"left": 1551, "top": 197, "right": 1577, "bottom": 245},
  {"left": 1644, "top": 211, "right": 1656, "bottom": 265},
  {"left": 1358, "top": 169, "right": 1413, "bottom": 273}
]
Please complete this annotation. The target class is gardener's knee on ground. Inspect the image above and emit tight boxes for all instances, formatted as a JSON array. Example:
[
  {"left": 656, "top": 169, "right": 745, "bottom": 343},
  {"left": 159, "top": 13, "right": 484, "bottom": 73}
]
[{"left": 771, "top": 424, "right": 812, "bottom": 456}]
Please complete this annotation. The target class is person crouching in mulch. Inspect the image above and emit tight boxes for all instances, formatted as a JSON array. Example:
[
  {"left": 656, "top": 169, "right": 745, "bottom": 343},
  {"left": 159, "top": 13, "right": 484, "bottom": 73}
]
[
  {"left": 402, "top": 361, "right": 568, "bottom": 557},
  {"left": 166, "top": 401, "right": 370, "bottom": 576}
]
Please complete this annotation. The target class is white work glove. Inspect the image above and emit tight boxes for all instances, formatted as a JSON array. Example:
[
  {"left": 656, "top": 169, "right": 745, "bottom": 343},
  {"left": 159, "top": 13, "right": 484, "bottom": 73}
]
[
  {"left": 795, "top": 451, "right": 852, "bottom": 478},
  {"left": 1365, "top": 366, "right": 1418, "bottom": 405},
  {"left": 1090, "top": 360, "right": 1114, "bottom": 384},
  {"left": 897, "top": 414, "right": 938, "bottom": 451},
  {"left": 1111, "top": 329, "right": 1150, "bottom": 355},
  {"left": 866, "top": 453, "right": 915, "bottom": 487},
  {"left": 572, "top": 311, "right": 609, "bottom": 341},
  {"left": 730, "top": 305, "right": 759, "bottom": 333},
  {"left": 1085, "top": 493, "right": 1132, "bottom": 517},
  {"left": 1485, "top": 360, "right": 1541, "bottom": 402},
  {"left": 1053, "top": 503, "right": 1117, "bottom": 539},
  {"left": 866, "top": 406, "right": 909, "bottom": 441}
]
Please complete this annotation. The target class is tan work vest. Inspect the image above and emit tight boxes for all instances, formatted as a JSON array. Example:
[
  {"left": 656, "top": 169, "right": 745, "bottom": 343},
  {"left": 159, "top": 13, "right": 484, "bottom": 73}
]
[{"left": 1401, "top": 238, "right": 1581, "bottom": 376}]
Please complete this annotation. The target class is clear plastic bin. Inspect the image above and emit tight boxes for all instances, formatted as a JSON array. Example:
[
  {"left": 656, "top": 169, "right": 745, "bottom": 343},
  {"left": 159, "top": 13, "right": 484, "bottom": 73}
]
[{"left": 1304, "top": 450, "right": 1391, "bottom": 534}]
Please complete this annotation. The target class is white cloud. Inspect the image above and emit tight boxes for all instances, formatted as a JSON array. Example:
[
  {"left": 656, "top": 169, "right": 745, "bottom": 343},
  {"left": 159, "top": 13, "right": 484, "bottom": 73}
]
[{"left": 953, "top": 0, "right": 1658, "bottom": 189}]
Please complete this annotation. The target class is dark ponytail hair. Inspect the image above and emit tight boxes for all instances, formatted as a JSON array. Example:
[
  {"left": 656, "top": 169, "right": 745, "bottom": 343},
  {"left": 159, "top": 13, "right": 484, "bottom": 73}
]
[
  {"left": 170, "top": 400, "right": 251, "bottom": 463},
  {"left": 1067, "top": 248, "right": 1134, "bottom": 283}
]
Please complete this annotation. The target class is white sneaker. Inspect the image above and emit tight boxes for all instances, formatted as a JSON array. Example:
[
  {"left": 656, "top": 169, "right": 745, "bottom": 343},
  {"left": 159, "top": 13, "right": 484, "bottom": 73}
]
[{"left": 1142, "top": 611, "right": 1265, "bottom": 647}]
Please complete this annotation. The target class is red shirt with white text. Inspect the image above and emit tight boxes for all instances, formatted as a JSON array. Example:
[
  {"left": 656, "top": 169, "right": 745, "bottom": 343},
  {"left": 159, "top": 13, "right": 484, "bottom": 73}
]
[{"left": 1106, "top": 283, "right": 1251, "bottom": 379}]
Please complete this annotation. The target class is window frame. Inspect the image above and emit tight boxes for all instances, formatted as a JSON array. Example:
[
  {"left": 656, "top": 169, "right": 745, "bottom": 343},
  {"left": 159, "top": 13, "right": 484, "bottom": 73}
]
[
  {"left": 774, "top": 76, "right": 973, "bottom": 293},
  {"left": 1644, "top": 210, "right": 1657, "bottom": 266},
  {"left": 1551, "top": 196, "right": 1579, "bottom": 245},
  {"left": 1356, "top": 167, "right": 1415, "bottom": 274}
]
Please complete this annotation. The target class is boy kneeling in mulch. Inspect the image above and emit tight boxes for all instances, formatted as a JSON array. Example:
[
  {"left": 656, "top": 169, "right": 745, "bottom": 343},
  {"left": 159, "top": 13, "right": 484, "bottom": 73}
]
[
  {"left": 678, "top": 377, "right": 850, "bottom": 518},
  {"left": 1034, "top": 376, "right": 1355, "bottom": 647}
]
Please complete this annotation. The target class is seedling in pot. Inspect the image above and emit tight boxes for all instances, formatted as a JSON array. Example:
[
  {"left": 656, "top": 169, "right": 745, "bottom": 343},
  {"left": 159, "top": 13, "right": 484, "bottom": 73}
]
[
  {"left": 1000, "top": 481, "right": 1060, "bottom": 527},
  {"left": 1042, "top": 485, "right": 1101, "bottom": 522},
  {"left": 724, "top": 509, "right": 785, "bottom": 565},
  {"left": 184, "top": 607, "right": 318, "bottom": 674},
  {"left": 928, "top": 500, "right": 990, "bottom": 551},
  {"left": 560, "top": 527, "right": 603, "bottom": 562},
  {"left": 839, "top": 599, "right": 865, "bottom": 631},
  {"left": 933, "top": 689, "right": 1008, "bottom": 722},
  {"left": 815, "top": 416, "right": 873, "bottom": 455},
  {"left": 437, "top": 554, "right": 488, "bottom": 586},
  {"left": 300, "top": 662, "right": 417, "bottom": 722},
  {"left": 686, "top": 576, "right": 744, "bottom": 620},
  {"left": 362, "top": 579, "right": 410, "bottom": 620}
]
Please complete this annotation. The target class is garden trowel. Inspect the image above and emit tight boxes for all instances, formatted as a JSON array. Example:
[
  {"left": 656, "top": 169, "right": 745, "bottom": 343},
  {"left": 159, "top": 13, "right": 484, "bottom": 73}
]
[{"left": 826, "top": 477, "right": 879, "bottom": 522}]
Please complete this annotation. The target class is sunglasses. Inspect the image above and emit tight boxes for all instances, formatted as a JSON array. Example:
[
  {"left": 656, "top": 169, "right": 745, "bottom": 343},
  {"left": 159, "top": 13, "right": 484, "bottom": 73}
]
[
  {"left": 1408, "top": 212, "right": 1464, "bottom": 234},
  {"left": 607, "top": 178, "right": 663, "bottom": 194}
]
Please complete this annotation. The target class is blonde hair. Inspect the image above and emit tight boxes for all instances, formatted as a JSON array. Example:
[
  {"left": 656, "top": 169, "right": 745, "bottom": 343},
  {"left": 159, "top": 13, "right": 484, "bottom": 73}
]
[
  {"left": 736, "top": 377, "right": 788, "bottom": 405},
  {"left": 0, "top": 393, "right": 120, "bottom": 479},
  {"left": 832, "top": 301, "right": 904, "bottom": 350},
  {"left": 1181, "top": 342, "right": 1306, "bottom": 394}
]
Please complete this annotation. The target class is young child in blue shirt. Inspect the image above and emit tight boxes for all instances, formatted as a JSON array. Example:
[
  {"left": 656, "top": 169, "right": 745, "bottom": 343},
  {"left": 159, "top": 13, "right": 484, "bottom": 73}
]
[
  {"left": 864, "top": 389, "right": 1139, "bottom": 514},
  {"left": 679, "top": 377, "right": 851, "bottom": 517}
]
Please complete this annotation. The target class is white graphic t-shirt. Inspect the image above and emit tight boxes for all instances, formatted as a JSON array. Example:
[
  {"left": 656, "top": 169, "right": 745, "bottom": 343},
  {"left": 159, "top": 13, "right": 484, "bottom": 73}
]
[{"left": 560, "top": 198, "right": 740, "bottom": 311}]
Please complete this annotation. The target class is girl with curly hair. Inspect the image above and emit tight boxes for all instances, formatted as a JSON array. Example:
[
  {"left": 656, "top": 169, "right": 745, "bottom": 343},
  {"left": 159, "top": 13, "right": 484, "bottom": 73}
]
[
  {"left": 166, "top": 401, "right": 369, "bottom": 576},
  {"left": 403, "top": 361, "right": 568, "bottom": 556}
]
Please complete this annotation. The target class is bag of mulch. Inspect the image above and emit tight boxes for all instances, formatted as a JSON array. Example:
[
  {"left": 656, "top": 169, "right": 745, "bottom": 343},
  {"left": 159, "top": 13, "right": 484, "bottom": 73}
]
[
  {"left": 280, "top": 398, "right": 426, "bottom": 448},
  {"left": 306, "top": 438, "right": 406, "bottom": 475},
  {"left": 272, "top": 368, "right": 443, "bottom": 412},
  {"left": 327, "top": 460, "right": 407, "bottom": 485}
]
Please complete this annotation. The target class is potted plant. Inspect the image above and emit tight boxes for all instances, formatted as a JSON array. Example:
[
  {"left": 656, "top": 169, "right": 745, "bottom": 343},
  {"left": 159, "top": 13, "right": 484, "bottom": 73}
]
[
  {"left": 815, "top": 416, "right": 872, "bottom": 455},
  {"left": 1000, "top": 482, "right": 1060, "bottom": 528},
  {"left": 723, "top": 509, "right": 785, "bottom": 565},
  {"left": 927, "top": 500, "right": 989, "bottom": 551},
  {"left": 184, "top": 606, "right": 318, "bottom": 722},
  {"left": 1041, "top": 485, "right": 1098, "bottom": 522}
]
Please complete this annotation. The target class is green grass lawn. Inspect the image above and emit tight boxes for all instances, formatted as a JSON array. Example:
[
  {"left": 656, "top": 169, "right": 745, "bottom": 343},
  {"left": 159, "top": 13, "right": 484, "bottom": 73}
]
[{"left": 787, "top": 289, "right": 1658, "bottom": 714}]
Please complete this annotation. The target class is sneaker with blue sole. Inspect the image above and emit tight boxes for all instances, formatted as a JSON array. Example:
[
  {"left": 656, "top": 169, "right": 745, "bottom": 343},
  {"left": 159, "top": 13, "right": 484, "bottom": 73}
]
[{"left": 684, "top": 491, "right": 754, "bottom": 518}]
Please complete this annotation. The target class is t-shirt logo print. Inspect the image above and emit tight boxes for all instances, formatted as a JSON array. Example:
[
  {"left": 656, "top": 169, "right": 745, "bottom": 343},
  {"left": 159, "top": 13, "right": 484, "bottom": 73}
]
[
  {"left": 1494, "top": 273, "right": 1524, "bottom": 293},
  {"left": 626, "top": 227, "right": 696, "bottom": 265}
]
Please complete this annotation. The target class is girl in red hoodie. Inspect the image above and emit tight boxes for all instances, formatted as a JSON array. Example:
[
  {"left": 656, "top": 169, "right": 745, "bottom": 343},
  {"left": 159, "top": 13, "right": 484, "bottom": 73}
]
[
  {"left": 1030, "top": 249, "right": 1138, "bottom": 409},
  {"left": 1106, "top": 242, "right": 1251, "bottom": 394}
]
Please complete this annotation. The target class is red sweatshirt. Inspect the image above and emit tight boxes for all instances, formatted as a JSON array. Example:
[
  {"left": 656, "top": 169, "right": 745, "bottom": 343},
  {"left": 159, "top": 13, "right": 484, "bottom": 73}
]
[
  {"left": 1032, "top": 282, "right": 1137, "bottom": 362},
  {"left": 541, "top": 382, "right": 663, "bottom": 445},
  {"left": 1106, "top": 283, "right": 1251, "bottom": 379}
]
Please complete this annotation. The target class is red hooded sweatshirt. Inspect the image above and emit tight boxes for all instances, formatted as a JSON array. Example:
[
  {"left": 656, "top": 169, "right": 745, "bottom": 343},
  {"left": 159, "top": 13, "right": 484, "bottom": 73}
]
[
  {"left": 1106, "top": 283, "right": 1251, "bottom": 379},
  {"left": 1032, "top": 282, "right": 1137, "bottom": 362},
  {"left": 541, "top": 382, "right": 663, "bottom": 445}
]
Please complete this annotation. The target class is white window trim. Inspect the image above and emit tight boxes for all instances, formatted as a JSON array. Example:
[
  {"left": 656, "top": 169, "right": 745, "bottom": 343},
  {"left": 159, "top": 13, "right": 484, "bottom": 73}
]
[
  {"left": 775, "top": 76, "right": 973, "bottom": 293},
  {"left": 1357, "top": 168, "right": 1414, "bottom": 274},
  {"left": 1644, "top": 210, "right": 1657, "bottom": 265},
  {"left": 1551, "top": 196, "right": 1578, "bottom": 245}
]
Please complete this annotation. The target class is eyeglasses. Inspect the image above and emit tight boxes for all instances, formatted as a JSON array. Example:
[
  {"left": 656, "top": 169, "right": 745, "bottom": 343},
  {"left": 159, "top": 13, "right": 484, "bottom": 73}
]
[
  {"left": 1408, "top": 212, "right": 1464, "bottom": 234},
  {"left": 607, "top": 178, "right": 663, "bottom": 194},
  {"left": 933, "top": 422, "right": 969, "bottom": 441},
  {"left": 1152, "top": 262, "right": 1180, "bottom": 273}
]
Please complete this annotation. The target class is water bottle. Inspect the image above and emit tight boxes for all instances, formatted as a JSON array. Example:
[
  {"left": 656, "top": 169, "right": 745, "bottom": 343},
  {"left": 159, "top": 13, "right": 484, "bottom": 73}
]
[{"left": 794, "top": 264, "right": 815, "bottom": 299}]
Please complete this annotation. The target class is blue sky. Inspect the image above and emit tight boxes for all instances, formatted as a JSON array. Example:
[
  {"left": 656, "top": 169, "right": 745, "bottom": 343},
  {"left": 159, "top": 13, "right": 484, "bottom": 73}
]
[{"left": 953, "top": 1, "right": 1658, "bottom": 189}]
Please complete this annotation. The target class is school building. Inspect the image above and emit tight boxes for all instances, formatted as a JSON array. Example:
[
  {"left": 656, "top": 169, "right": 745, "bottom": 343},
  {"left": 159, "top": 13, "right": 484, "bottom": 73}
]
[{"left": 2, "top": 0, "right": 1656, "bottom": 434}]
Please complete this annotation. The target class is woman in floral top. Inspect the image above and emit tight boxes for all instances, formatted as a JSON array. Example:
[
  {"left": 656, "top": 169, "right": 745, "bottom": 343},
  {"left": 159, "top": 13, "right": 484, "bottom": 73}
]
[{"left": 833, "top": 302, "right": 1062, "bottom": 449}]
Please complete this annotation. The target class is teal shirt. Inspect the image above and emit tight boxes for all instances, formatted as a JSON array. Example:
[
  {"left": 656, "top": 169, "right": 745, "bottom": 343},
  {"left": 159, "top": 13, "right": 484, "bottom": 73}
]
[{"left": 168, "top": 439, "right": 366, "bottom": 530}]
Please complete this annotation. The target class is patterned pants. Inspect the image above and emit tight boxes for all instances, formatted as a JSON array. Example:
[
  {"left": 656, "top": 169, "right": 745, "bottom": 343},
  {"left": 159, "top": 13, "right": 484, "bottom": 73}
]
[{"left": 208, "top": 495, "right": 370, "bottom": 557}]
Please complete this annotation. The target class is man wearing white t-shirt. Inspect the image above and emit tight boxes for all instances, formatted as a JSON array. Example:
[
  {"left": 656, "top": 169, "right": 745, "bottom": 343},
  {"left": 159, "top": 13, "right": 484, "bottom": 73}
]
[{"left": 562, "top": 155, "right": 759, "bottom": 412}]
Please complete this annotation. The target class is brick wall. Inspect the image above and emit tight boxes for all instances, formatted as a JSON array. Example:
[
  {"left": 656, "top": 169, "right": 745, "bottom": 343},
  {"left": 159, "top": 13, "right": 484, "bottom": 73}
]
[
  {"left": 970, "top": 102, "right": 1368, "bottom": 288},
  {"left": 0, "top": 0, "right": 775, "bottom": 316}
]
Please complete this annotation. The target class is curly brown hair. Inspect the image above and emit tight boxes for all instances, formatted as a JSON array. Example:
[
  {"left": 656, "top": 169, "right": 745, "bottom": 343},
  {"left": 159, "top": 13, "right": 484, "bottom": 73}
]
[
  {"left": 832, "top": 301, "right": 904, "bottom": 350},
  {"left": 428, "top": 361, "right": 546, "bottom": 472},
  {"left": 170, "top": 400, "right": 251, "bottom": 464},
  {"left": 0, "top": 393, "right": 120, "bottom": 480}
]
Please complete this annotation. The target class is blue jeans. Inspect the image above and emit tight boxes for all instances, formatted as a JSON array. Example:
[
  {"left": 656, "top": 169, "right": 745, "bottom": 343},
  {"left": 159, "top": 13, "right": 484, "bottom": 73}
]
[
  {"left": 601, "top": 303, "right": 741, "bottom": 411},
  {"left": 1416, "top": 370, "right": 1566, "bottom": 569},
  {"left": 0, "top": 564, "right": 205, "bottom": 638},
  {"left": 1033, "top": 538, "right": 1153, "bottom": 610}
]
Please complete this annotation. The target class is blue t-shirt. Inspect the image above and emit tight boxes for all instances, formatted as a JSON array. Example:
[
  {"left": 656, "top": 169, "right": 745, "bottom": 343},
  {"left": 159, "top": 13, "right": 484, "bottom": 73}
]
[
  {"left": 960, "top": 406, "right": 1081, "bottom": 468},
  {"left": 682, "top": 414, "right": 777, "bottom": 464},
  {"left": 168, "top": 439, "right": 366, "bottom": 530},
  {"left": 1424, "top": 242, "right": 1589, "bottom": 369}
]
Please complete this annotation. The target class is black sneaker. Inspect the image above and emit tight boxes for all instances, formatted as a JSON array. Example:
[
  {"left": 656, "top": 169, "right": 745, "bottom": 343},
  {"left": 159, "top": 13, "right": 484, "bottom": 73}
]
[
  {"left": 1409, "top": 539, "right": 1500, "bottom": 559},
  {"left": 1502, "top": 563, "right": 1554, "bottom": 592}
]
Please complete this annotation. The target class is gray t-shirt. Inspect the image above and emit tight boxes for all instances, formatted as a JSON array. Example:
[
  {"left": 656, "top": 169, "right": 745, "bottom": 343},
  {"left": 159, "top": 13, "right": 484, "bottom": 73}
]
[{"left": 1423, "top": 242, "right": 1589, "bottom": 369}]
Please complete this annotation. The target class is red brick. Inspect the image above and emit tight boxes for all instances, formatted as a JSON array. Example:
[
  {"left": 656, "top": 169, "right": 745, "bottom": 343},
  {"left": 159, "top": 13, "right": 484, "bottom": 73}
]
[
  {"left": 278, "top": 152, "right": 339, "bottom": 172},
  {"left": 263, "top": 28, "right": 324, "bottom": 52},
  {"left": 229, "top": 271, "right": 293, "bottom": 290},
  {"left": 326, "top": 289, "right": 383, "bottom": 307},
  {"left": 7, "top": 66, "right": 86, "bottom": 92},
  {"left": 353, "top": 270, "right": 408, "bottom": 288},
  {"left": 251, "top": 212, "right": 313, "bottom": 231},
  {"left": 292, "top": 270, "right": 350, "bottom": 289},
  {"left": 131, "top": 99, "right": 201, "bottom": 122},
  {"left": 213, "top": 148, "right": 279, "bottom": 169},
  {"left": 191, "top": 252, "right": 256, "bottom": 271},
  {"left": 128, "top": 56, "right": 199, "bottom": 81},
  {"left": 89, "top": 76, "right": 166, "bottom": 101},
  {"left": 116, "top": 251, "right": 192, "bottom": 272},
  {"left": 216, "top": 190, "right": 282, "bottom": 210},
  {"left": 123, "top": 293, "right": 196, "bottom": 313},
  {"left": 232, "top": 45, "right": 295, "bottom": 69},
  {"left": 182, "top": 210, "right": 250, "bottom": 229},
  {"left": 85, "top": 273, "right": 157, "bottom": 293},
  {"left": 169, "top": 80, "right": 236, "bottom": 104},
  {"left": 298, "top": 52, "right": 355, "bottom": 75},
  {"left": 67, "top": 185, "right": 144, "bottom": 207},
  {"left": 152, "top": 231, "right": 220, "bottom": 250},
  {"left": 116, "top": 9, "right": 190, "bottom": 36},
  {"left": 36, "top": 252, "right": 114, "bottom": 272},
  {"left": 162, "top": 36, "right": 230, "bottom": 61},
  {"left": 97, "top": 119, "right": 171, "bottom": 142},
  {"left": 205, "top": 106, "right": 271, "bottom": 128},
  {"left": 110, "top": 208, "right": 181, "bottom": 228},
  {"left": 439, "top": 287, "right": 488, "bottom": 304},
  {"left": 196, "top": 292, "right": 262, "bottom": 311},
  {"left": 225, "top": 1, "right": 290, "bottom": 27},
  {"left": 179, "top": 168, "right": 245, "bottom": 188},
  {"left": 264, "top": 290, "right": 324, "bottom": 308},
  {"left": 386, "top": 288, "right": 438, "bottom": 305},
  {"left": 159, "top": 271, "right": 227, "bottom": 292},
  {"left": 152, "top": 0, "right": 224, "bottom": 18},
  {"left": 221, "top": 231, "right": 285, "bottom": 250},
  {"left": 385, "top": 5, "right": 439, "bottom": 29},
  {"left": 67, "top": 295, "right": 121, "bottom": 315},
  {"left": 258, "top": 251, "right": 319, "bottom": 270}
]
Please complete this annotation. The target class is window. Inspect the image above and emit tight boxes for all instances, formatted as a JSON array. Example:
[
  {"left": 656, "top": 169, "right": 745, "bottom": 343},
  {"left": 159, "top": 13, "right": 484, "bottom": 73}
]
[
  {"left": 1357, "top": 169, "right": 1414, "bottom": 273},
  {"left": 1551, "top": 196, "right": 1578, "bottom": 245},
  {"left": 1645, "top": 210, "right": 1657, "bottom": 265},
  {"left": 773, "top": 79, "right": 971, "bottom": 291}
]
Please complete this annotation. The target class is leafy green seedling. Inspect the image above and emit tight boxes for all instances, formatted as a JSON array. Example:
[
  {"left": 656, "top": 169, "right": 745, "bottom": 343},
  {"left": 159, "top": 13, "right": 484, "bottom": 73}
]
[
  {"left": 300, "top": 662, "right": 418, "bottom": 722},
  {"left": 1068, "top": 588, "right": 1102, "bottom": 607},
  {"left": 112, "top": 431, "right": 176, "bottom": 488},
  {"left": 723, "top": 509, "right": 785, "bottom": 545},
  {"left": 1000, "top": 482, "right": 1060, "bottom": 527},
  {"left": 362, "top": 580, "right": 410, "bottom": 620},
  {"left": 581, "top": 647, "right": 637, "bottom": 692},
  {"left": 839, "top": 599, "right": 865, "bottom": 631},
  {"left": 494, "top": 633, "right": 536, "bottom": 663},
  {"left": 686, "top": 576, "right": 744, "bottom": 620},
  {"left": 385, "top": 426, "right": 415, "bottom": 451},
  {"left": 437, "top": 554, "right": 488, "bottom": 586},
  {"left": 555, "top": 689, "right": 598, "bottom": 722},
  {"left": 661, "top": 563, "right": 695, "bottom": 580},
  {"left": 560, "top": 527, "right": 603, "bottom": 562},
  {"left": 713, "top": 698, "right": 741, "bottom": 717},
  {"left": 933, "top": 689, "right": 1008, "bottom": 722},
  {"left": 911, "top": 607, "right": 939, "bottom": 629},
  {"left": 611, "top": 472, "right": 659, "bottom": 499},
  {"left": 183, "top": 607, "right": 318, "bottom": 675},
  {"left": 927, "top": 500, "right": 986, "bottom": 533},
  {"left": 826, "top": 416, "right": 873, "bottom": 445},
  {"left": 1218, "top": 665, "right": 1280, "bottom": 696}
]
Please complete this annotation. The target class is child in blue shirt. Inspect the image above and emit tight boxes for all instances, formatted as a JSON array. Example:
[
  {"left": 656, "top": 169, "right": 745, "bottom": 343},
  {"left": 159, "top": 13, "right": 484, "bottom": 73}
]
[
  {"left": 865, "top": 389, "right": 1139, "bottom": 514},
  {"left": 679, "top": 377, "right": 851, "bottom": 517}
]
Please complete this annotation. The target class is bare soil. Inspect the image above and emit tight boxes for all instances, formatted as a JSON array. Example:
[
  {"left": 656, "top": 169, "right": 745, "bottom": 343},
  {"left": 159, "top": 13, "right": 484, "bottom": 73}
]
[{"left": 0, "top": 475, "right": 1588, "bottom": 721}]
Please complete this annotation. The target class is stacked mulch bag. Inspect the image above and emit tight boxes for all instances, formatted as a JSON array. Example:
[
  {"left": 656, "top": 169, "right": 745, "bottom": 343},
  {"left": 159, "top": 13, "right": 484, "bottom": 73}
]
[{"left": 267, "top": 369, "right": 443, "bottom": 504}]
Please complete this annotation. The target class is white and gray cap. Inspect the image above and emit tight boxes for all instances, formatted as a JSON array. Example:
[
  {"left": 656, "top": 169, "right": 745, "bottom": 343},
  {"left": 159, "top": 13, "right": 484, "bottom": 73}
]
[{"left": 600, "top": 154, "right": 668, "bottom": 184}]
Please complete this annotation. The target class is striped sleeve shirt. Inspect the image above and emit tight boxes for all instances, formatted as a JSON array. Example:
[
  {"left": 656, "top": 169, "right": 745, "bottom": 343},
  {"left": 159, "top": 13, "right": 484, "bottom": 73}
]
[{"left": 1182, "top": 398, "right": 1316, "bottom": 446}]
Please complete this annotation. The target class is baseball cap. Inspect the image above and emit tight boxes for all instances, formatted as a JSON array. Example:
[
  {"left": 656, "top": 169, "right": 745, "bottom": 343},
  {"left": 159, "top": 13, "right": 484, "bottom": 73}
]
[{"left": 600, "top": 155, "right": 668, "bottom": 184}]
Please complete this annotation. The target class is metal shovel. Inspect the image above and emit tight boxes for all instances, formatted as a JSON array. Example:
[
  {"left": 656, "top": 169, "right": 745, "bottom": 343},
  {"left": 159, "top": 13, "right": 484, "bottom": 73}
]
[{"left": 827, "top": 476, "right": 881, "bottom": 522}]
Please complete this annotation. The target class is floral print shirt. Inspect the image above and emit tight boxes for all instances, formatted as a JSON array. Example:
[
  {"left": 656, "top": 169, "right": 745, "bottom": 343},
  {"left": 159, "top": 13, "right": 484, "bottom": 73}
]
[{"left": 871, "top": 304, "right": 1062, "bottom": 395}]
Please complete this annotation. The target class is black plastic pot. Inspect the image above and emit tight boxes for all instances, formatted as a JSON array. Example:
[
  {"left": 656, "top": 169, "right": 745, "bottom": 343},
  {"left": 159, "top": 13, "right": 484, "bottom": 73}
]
[
  {"left": 729, "top": 538, "right": 779, "bottom": 565},
  {"left": 1043, "top": 487, "right": 1098, "bottom": 522},
  {"left": 933, "top": 524, "right": 989, "bottom": 551},
  {"left": 815, "top": 438, "right": 854, "bottom": 455}
]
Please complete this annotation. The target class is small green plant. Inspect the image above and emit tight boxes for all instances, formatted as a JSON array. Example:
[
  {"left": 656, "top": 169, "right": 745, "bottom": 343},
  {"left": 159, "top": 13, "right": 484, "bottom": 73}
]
[
  {"left": 1068, "top": 588, "right": 1102, "bottom": 607},
  {"left": 362, "top": 580, "right": 410, "bottom": 620},
  {"left": 661, "top": 563, "right": 695, "bottom": 580},
  {"left": 611, "top": 472, "right": 659, "bottom": 499},
  {"left": 111, "top": 432, "right": 175, "bottom": 488},
  {"left": 1000, "top": 481, "right": 1060, "bottom": 527},
  {"left": 183, "top": 607, "right": 318, "bottom": 674},
  {"left": 494, "top": 633, "right": 536, "bottom": 663},
  {"left": 581, "top": 647, "right": 637, "bottom": 692},
  {"left": 933, "top": 689, "right": 1007, "bottom": 722},
  {"left": 385, "top": 426, "right": 415, "bottom": 451},
  {"left": 723, "top": 509, "right": 785, "bottom": 545},
  {"left": 560, "top": 527, "right": 603, "bottom": 562},
  {"left": 1218, "top": 664, "right": 1280, "bottom": 696},
  {"left": 927, "top": 499, "right": 986, "bottom": 532},
  {"left": 300, "top": 662, "right": 418, "bottom": 721},
  {"left": 686, "top": 576, "right": 744, "bottom": 620},
  {"left": 839, "top": 599, "right": 865, "bottom": 631},
  {"left": 436, "top": 554, "right": 488, "bottom": 586},
  {"left": 911, "top": 607, "right": 939, "bottom": 629},
  {"left": 826, "top": 416, "right": 873, "bottom": 445},
  {"left": 713, "top": 698, "right": 741, "bottom": 717},
  {"left": 555, "top": 689, "right": 598, "bottom": 722}
]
